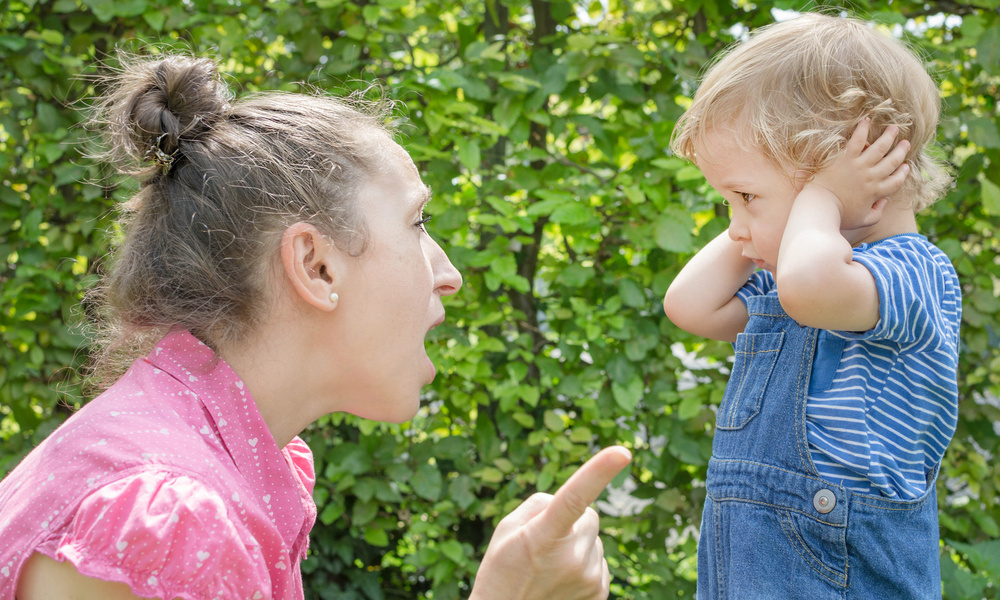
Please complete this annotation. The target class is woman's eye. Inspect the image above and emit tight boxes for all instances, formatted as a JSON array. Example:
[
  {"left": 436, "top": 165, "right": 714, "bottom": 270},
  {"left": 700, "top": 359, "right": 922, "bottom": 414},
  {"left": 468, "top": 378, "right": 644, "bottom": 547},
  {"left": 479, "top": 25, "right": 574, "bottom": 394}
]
[
  {"left": 739, "top": 192, "right": 756, "bottom": 204},
  {"left": 415, "top": 214, "right": 432, "bottom": 232}
]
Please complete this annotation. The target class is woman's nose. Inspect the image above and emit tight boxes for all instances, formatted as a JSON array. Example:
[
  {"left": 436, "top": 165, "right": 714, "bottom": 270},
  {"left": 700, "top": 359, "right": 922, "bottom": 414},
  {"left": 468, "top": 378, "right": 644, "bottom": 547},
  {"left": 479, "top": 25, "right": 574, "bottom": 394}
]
[{"left": 431, "top": 239, "right": 462, "bottom": 296}]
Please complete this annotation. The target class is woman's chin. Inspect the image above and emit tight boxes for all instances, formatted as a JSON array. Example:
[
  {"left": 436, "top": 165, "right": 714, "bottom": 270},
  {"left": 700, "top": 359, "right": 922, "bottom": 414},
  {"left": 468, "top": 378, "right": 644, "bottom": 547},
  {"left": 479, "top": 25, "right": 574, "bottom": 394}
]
[{"left": 350, "top": 397, "right": 421, "bottom": 424}]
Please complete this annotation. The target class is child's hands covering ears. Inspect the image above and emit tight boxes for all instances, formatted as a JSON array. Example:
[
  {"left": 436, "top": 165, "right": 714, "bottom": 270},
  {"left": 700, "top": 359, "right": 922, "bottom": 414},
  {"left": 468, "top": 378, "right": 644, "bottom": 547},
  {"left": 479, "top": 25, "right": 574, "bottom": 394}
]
[{"left": 805, "top": 118, "right": 911, "bottom": 230}]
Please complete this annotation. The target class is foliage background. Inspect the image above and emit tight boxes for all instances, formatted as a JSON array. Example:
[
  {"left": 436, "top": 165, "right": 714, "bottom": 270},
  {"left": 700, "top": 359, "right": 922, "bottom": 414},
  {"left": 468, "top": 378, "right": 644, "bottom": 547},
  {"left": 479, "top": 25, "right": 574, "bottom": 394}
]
[{"left": 2, "top": 0, "right": 999, "bottom": 597}]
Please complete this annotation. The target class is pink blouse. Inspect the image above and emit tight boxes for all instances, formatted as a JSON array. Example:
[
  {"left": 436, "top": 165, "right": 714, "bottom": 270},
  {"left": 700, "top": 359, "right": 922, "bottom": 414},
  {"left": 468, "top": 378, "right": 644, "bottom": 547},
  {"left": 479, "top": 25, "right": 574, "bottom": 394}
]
[{"left": 0, "top": 330, "right": 317, "bottom": 600}]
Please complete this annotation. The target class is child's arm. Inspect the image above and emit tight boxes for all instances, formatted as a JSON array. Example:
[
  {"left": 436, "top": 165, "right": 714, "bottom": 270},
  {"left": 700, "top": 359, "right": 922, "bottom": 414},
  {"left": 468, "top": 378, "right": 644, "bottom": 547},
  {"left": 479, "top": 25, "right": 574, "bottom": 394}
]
[
  {"left": 776, "top": 120, "right": 911, "bottom": 331},
  {"left": 663, "top": 230, "right": 755, "bottom": 343}
]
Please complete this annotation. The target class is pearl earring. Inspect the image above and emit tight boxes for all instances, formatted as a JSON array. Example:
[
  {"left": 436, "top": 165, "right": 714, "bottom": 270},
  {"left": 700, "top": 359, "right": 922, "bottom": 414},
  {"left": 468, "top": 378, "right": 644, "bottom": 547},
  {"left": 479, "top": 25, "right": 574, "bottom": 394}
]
[{"left": 328, "top": 292, "right": 339, "bottom": 308}]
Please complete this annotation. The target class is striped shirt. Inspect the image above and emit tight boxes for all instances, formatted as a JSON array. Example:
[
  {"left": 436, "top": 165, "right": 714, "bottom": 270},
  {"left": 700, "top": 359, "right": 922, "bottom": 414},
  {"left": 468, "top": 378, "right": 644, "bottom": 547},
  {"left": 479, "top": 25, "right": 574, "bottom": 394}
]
[{"left": 736, "top": 234, "right": 962, "bottom": 499}]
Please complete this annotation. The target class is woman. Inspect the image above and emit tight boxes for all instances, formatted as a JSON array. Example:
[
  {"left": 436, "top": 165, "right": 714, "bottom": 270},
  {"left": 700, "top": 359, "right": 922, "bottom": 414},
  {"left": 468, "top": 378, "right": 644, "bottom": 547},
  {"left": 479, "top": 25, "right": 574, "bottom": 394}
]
[{"left": 0, "top": 54, "right": 630, "bottom": 600}]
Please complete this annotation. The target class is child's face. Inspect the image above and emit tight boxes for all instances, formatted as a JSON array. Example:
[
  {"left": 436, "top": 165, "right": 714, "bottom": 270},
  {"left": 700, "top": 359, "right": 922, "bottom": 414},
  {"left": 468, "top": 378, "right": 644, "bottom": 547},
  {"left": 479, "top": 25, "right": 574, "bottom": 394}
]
[{"left": 695, "top": 129, "right": 804, "bottom": 274}]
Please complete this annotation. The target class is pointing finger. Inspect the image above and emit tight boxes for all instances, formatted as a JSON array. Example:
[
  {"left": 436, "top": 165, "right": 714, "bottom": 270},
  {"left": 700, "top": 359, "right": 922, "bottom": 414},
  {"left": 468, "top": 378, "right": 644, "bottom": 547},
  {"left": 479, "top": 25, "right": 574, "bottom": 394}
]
[{"left": 537, "top": 446, "right": 632, "bottom": 537}]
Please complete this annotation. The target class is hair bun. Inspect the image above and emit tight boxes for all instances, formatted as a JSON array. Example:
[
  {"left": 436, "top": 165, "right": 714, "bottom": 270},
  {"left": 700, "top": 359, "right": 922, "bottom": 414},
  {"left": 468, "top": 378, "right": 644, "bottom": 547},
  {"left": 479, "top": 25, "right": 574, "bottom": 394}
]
[{"left": 94, "top": 53, "right": 231, "bottom": 175}]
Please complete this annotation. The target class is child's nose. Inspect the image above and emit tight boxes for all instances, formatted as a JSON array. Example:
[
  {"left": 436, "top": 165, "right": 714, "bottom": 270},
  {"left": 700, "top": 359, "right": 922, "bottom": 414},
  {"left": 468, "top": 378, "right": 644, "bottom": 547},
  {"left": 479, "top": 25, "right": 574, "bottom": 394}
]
[{"left": 728, "top": 221, "right": 750, "bottom": 242}]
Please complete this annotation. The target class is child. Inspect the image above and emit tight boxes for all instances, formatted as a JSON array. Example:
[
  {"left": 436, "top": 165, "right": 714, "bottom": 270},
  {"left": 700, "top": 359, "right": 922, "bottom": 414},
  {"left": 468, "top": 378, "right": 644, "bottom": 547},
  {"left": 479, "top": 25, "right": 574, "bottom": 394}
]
[{"left": 663, "top": 13, "right": 961, "bottom": 599}]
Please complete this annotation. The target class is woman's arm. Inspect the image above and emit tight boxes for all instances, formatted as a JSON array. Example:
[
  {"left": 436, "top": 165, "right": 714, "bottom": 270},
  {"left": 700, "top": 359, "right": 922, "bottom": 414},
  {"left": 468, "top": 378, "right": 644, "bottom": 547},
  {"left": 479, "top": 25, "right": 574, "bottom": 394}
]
[
  {"left": 663, "top": 229, "right": 754, "bottom": 343},
  {"left": 17, "top": 552, "right": 179, "bottom": 600}
]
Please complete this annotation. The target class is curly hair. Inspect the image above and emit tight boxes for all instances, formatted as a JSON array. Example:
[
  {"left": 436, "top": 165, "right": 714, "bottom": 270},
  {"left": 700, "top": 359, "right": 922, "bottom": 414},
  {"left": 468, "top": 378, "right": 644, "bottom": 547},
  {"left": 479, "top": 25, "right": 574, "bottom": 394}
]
[{"left": 670, "top": 13, "right": 950, "bottom": 211}]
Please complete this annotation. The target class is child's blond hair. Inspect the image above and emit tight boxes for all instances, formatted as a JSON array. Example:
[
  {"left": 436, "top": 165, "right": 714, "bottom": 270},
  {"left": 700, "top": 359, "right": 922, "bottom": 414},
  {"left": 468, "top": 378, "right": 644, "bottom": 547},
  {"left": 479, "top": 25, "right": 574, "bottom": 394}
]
[{"left": 671, "top": 13, "right": 950, "bottom": 211}]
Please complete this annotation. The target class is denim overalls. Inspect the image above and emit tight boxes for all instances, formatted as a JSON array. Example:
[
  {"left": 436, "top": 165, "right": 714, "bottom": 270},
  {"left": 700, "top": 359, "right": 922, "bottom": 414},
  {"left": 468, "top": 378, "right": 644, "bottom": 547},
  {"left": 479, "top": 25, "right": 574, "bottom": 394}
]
[{"left": 697, "top": 296, "right": 941, "bottom": 599}]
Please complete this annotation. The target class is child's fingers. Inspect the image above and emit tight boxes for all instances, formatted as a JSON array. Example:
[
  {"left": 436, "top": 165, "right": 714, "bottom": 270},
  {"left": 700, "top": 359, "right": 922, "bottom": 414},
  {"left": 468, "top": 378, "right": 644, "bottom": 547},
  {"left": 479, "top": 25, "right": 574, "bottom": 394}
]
[
  {"left": 846, "top": 117, "right": 872, "bottom": 155},
  {"left": 871, "top": 139, "right": 911, "bottom": 179},
  {"left": 883, "top": 138, "right": 910, "bottom": 171},
  {"left": 862, "top": 124, "right": 900, "bottom": 163},
  {"left": 873, "top": 163, "right": 910, "bottom": 199}
]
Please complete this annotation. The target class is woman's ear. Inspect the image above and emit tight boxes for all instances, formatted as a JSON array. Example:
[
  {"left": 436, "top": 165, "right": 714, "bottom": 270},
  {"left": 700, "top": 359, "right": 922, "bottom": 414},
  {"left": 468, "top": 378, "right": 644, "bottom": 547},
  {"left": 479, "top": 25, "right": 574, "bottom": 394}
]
[{"left": 280, "top": 222, "right": 342, "bottom": 311}]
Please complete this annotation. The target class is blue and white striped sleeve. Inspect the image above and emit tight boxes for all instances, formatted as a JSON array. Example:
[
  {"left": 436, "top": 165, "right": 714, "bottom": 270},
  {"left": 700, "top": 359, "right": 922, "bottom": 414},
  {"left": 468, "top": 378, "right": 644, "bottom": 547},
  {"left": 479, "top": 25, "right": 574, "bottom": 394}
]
[
  {"left": 837, "top": 242, "right": 961, "bottom": 348},
  {"left": 735, "top": 270, "right": 775, "bottom": 307}
]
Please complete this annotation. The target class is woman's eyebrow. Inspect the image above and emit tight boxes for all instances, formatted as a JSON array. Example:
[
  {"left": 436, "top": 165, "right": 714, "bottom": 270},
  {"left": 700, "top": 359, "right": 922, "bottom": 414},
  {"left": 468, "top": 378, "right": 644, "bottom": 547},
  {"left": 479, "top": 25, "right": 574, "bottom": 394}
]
[{"left": 414, "top": 184, "right": 432, "bottom": 209}]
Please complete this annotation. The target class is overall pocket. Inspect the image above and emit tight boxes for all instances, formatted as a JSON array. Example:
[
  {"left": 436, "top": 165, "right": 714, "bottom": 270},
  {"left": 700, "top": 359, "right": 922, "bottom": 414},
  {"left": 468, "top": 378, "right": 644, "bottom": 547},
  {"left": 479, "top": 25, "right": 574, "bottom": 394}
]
[
  {"left": 717, "top": 331, "right": 784, "bottom": 430},
  {"left": 777, "top": 508, "right": 848, "bottom": 587}
]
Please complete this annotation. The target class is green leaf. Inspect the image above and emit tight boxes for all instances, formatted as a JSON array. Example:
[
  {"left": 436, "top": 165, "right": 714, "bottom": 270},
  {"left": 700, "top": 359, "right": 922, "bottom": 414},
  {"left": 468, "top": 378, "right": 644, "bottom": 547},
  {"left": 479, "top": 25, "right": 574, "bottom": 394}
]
[
  {"left": 455, "top": 137, "right": 481, "bottom": 171},
  {"left": 967, "top": 116, "right": 1000, "bottom": 149},
  {"left": 325, "top": 443, "right": 373, "bottom": 476},
  {"left": 363, "top": 527, "right": 389, "bottom": 547},
  {"left": 478, "top": 466, "right": 504, "bottom": 483},
  {"left": 39, "top": 30, "right": 64, "bottom": 45},
  {"left": 512, "top": 411, "right": 535, "bottom": 428},
  {"left": 543, "top": 410, "right": 565, "bottom": 432},
  {"left": 550, "top": 202, "right": 594, "bottom": 225},
  {"left": 35, "top": 103, "right": 60, "bottom": 131},
  {"left": 439, "top": 539, "right": 465, "bottom": 564},
  {"left": 448, "top": 476, "right": 477, "bottom": 510},
  {"left": 619, "top": 279, "right": 646, "bottom": 308},
  {"left": 948, "top": 539, "right": 1000, "bottom": 578},
  {"left": 566, "top": 33, "right": 596, "bottom": 51},
  {"left": 319, "top": 502, "right": 344, "bottom": 525},
  {"left": 654, "top": 211, "right": 694, "bottom": 253},
  {"left": 0, "top": 36, "right": 27, "bottom": 52},
  {"left": 612, "top": 378, "right": 643, "bottom": 413},
  {"left": 351, "top": 499, "right": 378, "bottom": 525},
  {"left": 981, "top": 175, "right": 1000, "bottom": 216},
  {"left": 143, "top": 9, "right": 167, "bottom": 32},
  {"left": 556, "top": 263, "right": 594, "bottom": 288},
  {"left": 976, "top": 25, "right": 1000, "bottom": 74},
  {"left": 606, "top": 354, "right": 637, "bottom": 383},
  {"left": 412, "top": 463, "right": 443, "bottom": 501},
  {"left": 678, "top": 394, "right": 701, "bottom": 420}
]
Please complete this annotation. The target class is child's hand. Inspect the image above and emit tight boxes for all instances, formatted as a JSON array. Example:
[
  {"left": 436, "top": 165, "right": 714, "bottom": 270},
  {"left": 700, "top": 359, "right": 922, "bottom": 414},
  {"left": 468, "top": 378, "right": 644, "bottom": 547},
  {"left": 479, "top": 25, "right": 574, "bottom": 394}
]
[{"left": 806, "top": 118, "right": 911, "bottom": 231}]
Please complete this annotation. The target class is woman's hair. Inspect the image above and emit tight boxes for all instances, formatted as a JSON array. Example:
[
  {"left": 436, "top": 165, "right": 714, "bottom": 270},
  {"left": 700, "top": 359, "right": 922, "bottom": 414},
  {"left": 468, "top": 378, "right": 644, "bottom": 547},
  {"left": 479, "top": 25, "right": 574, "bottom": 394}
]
[
  {"left": 86, "top": 52, "right": 395, "bottom": 385},
  {"left": 670, "top": 12, "right": 950, "bottom": 211}
]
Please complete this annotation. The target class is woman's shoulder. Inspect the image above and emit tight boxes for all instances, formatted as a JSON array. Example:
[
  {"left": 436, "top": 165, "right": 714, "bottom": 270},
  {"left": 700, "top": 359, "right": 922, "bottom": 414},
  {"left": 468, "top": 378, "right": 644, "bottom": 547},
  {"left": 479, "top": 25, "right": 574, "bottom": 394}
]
[
  {"left": 2, "top": 469, "right": 270, "bottom": 600},
  {"left": 282, "top": 437, "right": 316, "bottom": 494}
]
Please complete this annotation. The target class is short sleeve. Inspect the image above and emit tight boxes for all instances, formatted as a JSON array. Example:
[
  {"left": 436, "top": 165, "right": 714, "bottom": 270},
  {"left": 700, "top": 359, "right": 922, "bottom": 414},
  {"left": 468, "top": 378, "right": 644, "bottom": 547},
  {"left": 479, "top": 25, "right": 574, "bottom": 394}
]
[
  {"left": 840, "top": 244, "right": 958, "bottom": 346},
  {"left": 50, "top": 472, "right": 271, "bottom": 600},
  {"left": 283, "top": 437, "right": 316, "bottom": 497},
  {"left": 735, "top": 270, "right": 775, "bottom": 307}
]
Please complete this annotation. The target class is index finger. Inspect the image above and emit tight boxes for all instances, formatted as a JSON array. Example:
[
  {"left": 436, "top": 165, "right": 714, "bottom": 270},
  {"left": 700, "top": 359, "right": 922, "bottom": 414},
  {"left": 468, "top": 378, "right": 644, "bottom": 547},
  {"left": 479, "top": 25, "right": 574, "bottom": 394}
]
[
  {"left": 536, "top": 446, "right": 632, "bottom": 537},
  {"left": 845, "top": 117, "right": 872, "bottom": 154}
]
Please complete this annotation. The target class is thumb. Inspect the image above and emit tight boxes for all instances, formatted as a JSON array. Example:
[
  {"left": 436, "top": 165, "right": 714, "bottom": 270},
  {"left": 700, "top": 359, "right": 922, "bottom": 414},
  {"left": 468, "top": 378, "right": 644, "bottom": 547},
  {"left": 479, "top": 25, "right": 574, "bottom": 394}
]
[
  {"left": 536, "top": 446, "right": 632, "bottom": 537},
  {"left": 864, "top": 197, "right": 889, "bottom": 227}
]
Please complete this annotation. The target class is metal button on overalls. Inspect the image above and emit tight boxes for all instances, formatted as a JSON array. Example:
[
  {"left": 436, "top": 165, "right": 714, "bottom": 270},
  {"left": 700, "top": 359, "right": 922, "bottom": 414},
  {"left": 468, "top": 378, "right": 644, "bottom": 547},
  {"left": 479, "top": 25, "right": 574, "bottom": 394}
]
[{"left": 813, "top": 488, "right": 836, "bottom": 514}]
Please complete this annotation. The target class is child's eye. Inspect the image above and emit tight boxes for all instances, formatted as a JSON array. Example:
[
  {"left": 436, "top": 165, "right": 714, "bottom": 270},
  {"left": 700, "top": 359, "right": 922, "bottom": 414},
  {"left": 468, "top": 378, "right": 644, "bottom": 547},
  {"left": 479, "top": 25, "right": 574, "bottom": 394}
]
[
  {"left": 415, "top": 214, "right": 432, "bottom": 232},
  {"left": 738, "top": 192, "right": 756, "bottom": 204}
]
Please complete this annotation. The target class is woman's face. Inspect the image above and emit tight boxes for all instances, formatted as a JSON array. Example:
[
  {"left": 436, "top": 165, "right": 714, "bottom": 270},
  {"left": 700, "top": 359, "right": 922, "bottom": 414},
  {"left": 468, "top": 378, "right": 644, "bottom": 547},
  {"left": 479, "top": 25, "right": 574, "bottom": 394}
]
[{"left": 330, "top": 143, "right": 462, "bottom": 422}]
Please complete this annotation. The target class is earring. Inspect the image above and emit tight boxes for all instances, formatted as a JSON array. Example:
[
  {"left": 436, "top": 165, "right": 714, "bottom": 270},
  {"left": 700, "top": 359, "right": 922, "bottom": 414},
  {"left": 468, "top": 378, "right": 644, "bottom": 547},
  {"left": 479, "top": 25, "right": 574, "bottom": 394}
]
[{"left": 328, "top": 292, "right": 339, "bottom": 309}]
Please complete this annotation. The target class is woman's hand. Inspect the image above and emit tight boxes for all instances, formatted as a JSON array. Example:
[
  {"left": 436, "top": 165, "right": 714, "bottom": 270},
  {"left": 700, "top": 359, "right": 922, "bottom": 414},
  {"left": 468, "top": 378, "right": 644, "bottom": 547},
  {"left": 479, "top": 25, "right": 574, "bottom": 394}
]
[{"left": 469, "top": 446, "right": 632, "bottom": 600}]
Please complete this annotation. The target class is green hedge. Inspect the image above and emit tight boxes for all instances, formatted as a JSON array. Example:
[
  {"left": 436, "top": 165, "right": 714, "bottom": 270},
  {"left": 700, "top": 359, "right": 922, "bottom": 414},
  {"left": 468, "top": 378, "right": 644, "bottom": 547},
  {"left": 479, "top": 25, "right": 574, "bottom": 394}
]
[{"left": 2, "top": 0, "right": 998, "bottom": 597}]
